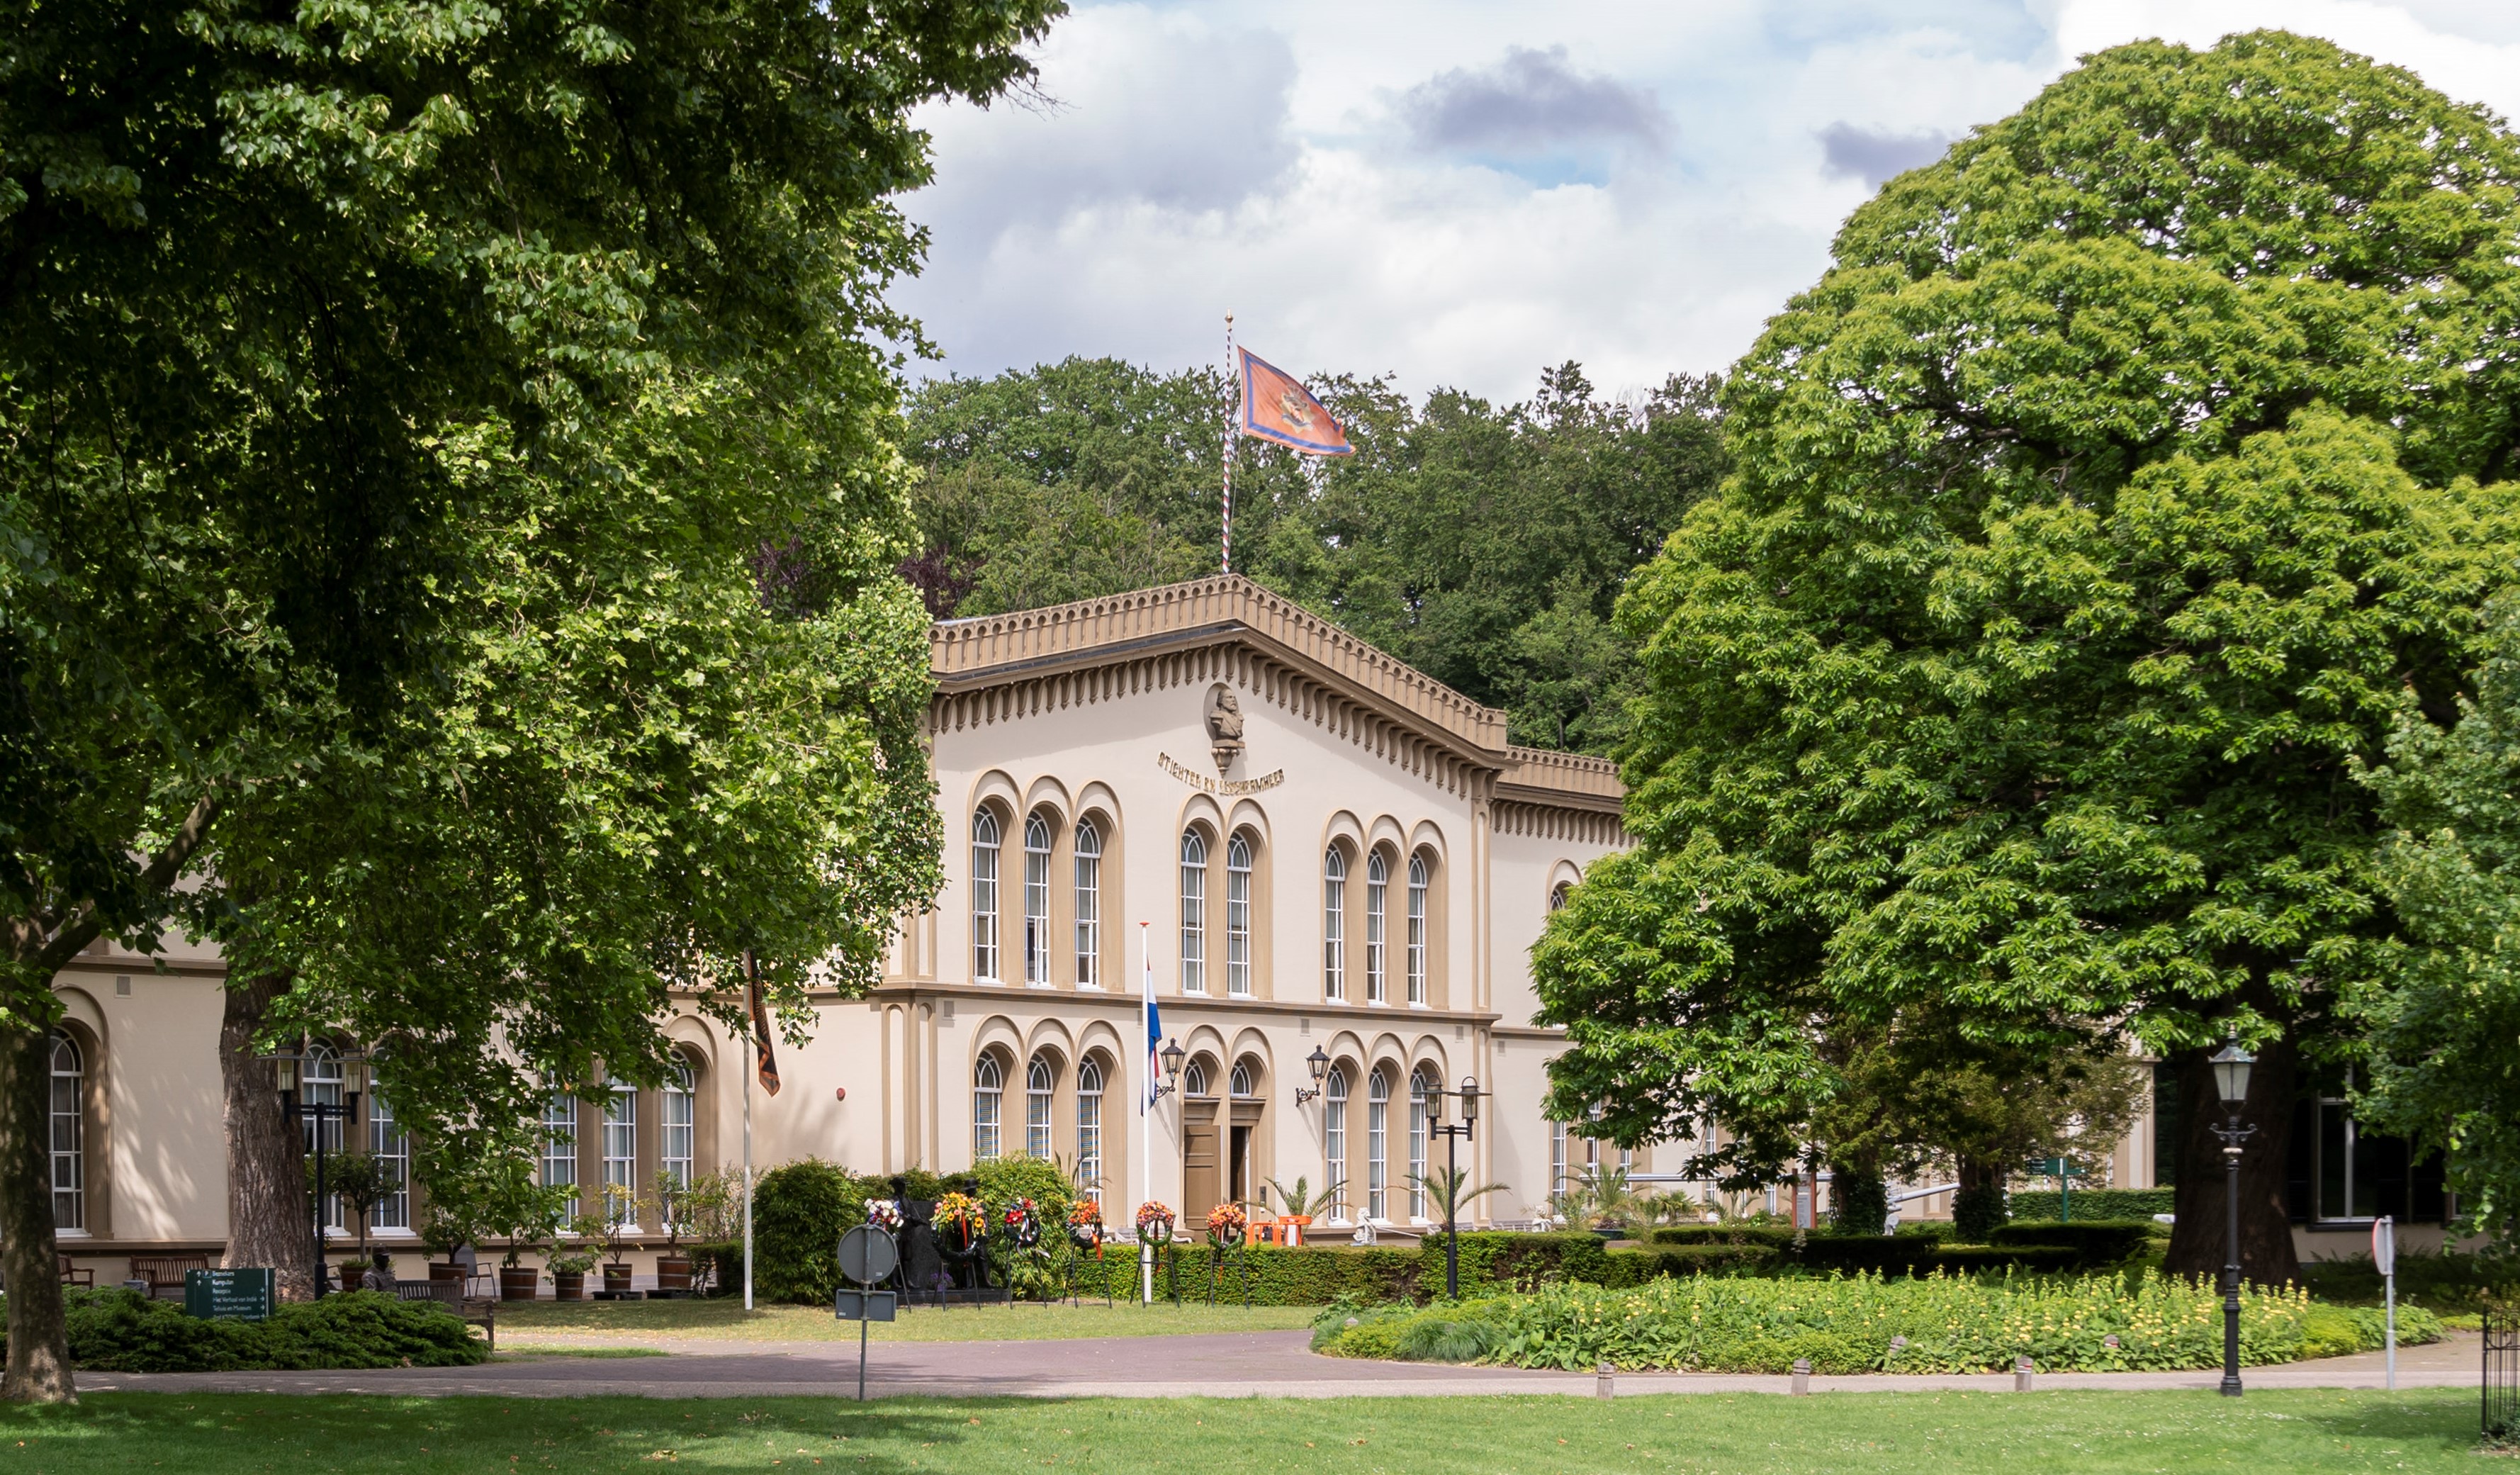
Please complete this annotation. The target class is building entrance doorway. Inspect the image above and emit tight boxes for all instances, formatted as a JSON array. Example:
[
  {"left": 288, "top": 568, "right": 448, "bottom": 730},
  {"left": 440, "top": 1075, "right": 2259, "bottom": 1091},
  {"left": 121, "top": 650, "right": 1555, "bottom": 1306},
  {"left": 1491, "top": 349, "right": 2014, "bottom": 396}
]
[{"left": 1182, "top": 1101, "right": 1220, "bottom": 1228}]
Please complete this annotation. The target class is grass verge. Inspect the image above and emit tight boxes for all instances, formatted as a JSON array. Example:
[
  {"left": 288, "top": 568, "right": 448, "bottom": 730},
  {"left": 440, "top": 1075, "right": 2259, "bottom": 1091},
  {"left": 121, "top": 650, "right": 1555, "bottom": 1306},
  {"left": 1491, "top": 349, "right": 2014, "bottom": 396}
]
[
  {"left": 497, "top": 1299, "right": 1317, "bottom": 1345},
  {"left": 0, "top": 1389, "right": 2494, "bottom": 1473}
]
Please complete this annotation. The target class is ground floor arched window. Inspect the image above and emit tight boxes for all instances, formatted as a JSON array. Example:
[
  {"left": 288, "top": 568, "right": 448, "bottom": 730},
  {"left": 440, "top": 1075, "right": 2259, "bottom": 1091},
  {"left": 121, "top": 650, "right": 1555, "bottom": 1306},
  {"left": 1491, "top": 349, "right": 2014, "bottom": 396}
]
[{"left": 50, "top": 1031, "right": 83, "bottom": 1232}]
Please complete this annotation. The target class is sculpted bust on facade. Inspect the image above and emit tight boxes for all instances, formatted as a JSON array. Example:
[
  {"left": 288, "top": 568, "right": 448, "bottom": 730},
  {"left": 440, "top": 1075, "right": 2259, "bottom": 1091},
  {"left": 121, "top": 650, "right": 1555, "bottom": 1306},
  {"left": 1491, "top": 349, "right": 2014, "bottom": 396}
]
[{"left": 1205, "top": 682, "right": 1244, "bottom": 772}]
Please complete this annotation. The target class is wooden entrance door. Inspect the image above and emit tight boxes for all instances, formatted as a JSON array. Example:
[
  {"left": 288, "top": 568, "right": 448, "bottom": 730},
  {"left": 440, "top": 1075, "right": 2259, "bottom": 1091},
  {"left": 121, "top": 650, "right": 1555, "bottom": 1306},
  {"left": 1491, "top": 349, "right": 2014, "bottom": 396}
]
[{"left": 1183, "top": 1103, "right": 1220, "bottom": 1228}]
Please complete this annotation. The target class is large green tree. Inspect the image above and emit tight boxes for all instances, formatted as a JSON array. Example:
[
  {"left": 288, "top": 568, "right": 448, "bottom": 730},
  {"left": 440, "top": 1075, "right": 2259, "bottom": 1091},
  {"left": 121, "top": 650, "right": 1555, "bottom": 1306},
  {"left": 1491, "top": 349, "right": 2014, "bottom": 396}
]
[
  {"left": 2356, "top": 599, "right": 2520, "bottom": 1247},
  {"left": 2, "top": 0, "right": 1054, "bottom": 1401},
  {"left": 900, "top": 357, "right": 1726, "bottom": 753},
  {"left": 1533, "top": 32, "right": 2520, "bottom": 1285}
]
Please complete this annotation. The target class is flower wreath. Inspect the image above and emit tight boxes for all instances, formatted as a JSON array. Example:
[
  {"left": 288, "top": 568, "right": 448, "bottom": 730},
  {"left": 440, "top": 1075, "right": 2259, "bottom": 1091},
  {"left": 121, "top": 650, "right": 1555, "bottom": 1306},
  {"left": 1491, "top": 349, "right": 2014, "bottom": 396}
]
[
  {"left": 1135, "top": 1201, "right": 1176, "bottom": 1244},
  {"left": 937, "top": 1191, "right": 986, "bottom": 1246},
  {"left": 1001, "top": 1196, "right": 1042, "bottom": 1250},
  {"left": 1067, "top": 1199, "right": 1105, "bottom": 1251},
  {"left": 1205, "top": 1202, "right": 1248, "bottom": 1244},
  {"left": 865, "top": 1199, "right": 904, "bottom": 1233}
]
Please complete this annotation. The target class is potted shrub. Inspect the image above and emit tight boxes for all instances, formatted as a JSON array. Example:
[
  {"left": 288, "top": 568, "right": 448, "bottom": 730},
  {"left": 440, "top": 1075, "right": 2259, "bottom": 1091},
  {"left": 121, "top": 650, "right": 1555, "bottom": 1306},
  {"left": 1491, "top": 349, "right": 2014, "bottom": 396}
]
[
  {"left": 578, "top": 1182, "right": 639, "bottom": 1296},
  {"left": 327, "top": 1150, "right": 393, "bottom": 1286},
  {"left": 420, "top": 1194, "right": 492, "bottom": 1284},
  {"left": 547, "top": 1247, "right": 598, "bottom": 1301},
  {"left": 645, "top": 1179, "right": 694, "bottom": 1294},
  {"left": 497, "top": 1183, "right": 572, "bottom": 1302}
]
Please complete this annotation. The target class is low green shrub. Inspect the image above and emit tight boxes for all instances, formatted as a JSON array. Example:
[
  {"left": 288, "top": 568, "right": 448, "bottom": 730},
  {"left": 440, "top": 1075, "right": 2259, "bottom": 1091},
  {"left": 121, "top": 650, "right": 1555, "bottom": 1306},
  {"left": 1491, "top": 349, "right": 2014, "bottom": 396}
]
[
  {"left": 1646, "top": 1226, "right": 2089, "bottom": 1275},
  {"left": 1988, "top": 1219, "right": 2160, "bottom": 1263},
  {"left": 2298, "top": 1246, "right": 2520, "bottom": 1315},
  {"left": 2010, "top": 1188, "right": 2176, "bottom": 1221},
  {"left": 1310, "top": 1270, "right": 2446, "bottom": 1373},
  {"left": 57, "top": 1289, "right": 485, "bottom": 1372}
]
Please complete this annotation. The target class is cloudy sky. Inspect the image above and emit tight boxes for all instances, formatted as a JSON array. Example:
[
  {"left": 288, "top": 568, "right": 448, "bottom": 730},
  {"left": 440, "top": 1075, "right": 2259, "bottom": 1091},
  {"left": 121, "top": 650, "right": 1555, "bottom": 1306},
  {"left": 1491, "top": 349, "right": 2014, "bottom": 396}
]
[{"left": 893, "top": 0, "right": 2520, "bottom": 403}]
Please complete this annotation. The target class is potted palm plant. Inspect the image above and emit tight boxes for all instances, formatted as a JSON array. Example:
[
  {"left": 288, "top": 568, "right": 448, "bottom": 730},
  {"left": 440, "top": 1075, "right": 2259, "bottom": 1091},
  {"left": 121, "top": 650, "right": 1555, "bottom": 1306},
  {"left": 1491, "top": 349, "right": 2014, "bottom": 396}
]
[{"left": 1264, "top": 1175, "right": 1342, "bottom": 1247}]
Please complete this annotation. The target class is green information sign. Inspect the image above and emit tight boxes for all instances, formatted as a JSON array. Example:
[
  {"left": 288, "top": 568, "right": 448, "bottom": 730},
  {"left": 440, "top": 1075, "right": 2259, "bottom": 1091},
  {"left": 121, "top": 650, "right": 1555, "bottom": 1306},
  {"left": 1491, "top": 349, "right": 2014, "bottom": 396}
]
[{"left": 184, "top": 1267, "right": 275, "bottom": 1322}]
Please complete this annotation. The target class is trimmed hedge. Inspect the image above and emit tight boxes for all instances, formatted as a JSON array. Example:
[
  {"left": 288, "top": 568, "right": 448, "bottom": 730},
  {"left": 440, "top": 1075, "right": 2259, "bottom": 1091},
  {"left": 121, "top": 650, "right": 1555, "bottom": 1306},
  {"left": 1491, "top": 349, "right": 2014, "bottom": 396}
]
[
  {"left": 1062, "top": 1232, "right": 1784, "bottom": 1306},
  {"left": 1646, "top": 1225, "right": 2090, "bottom": 1275},
  {"left": 1988, "top": 1218, "right": 2161, "bottom": 1264},
  {"left": 2010, "top": 1187, "right": 2176, "bottom": 1221},
  {"left": 47, "top": 1289, "right": 486, "bottom": 1372}
]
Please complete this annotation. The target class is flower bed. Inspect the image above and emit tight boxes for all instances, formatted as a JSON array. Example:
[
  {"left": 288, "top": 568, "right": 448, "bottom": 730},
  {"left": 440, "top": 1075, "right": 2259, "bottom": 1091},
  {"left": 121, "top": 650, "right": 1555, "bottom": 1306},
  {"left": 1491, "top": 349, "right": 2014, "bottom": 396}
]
[{"left": 1310, "top": 1270, "right": 2445, "bottom": 1373}]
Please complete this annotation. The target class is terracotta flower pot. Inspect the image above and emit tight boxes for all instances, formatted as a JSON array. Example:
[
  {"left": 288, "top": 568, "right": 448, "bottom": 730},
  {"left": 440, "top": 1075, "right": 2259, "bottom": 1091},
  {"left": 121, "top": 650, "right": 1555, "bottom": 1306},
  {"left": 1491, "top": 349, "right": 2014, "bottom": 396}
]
[
  {"left": 602, "top": 1263, "right": 634, "bottom": 1294},
  {"left": 500, "top": 1267, "right": 540, "bottom": 1301},
  {"left": 337, "top": 1264, "right": 363, "bottom": 1294},
  {"left": 653, "top": 1255, "right": 693, "bottom": 1294},
  {"left": 552, "top": 1272, "right": 587, "bottom": 1301}
]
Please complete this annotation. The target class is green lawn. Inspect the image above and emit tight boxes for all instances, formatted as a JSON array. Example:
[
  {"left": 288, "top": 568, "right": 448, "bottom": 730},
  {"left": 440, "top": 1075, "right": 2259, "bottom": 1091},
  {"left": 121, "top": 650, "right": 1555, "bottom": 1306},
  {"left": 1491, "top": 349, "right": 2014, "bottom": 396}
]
[
  {"left": 0, "top": 1390, "right": 2494, "bottom": 1473},
  {"left": 498, "top": 1299, "right": 1317, "bottom": 1345}
]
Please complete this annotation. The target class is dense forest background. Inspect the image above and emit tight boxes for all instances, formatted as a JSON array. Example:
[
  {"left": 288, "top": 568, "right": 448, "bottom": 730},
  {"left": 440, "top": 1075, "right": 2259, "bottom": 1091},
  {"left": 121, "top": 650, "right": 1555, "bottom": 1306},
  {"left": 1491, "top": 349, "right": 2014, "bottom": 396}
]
[{"left": 898, "top": 359, "right": 1726, "bottom": 756}]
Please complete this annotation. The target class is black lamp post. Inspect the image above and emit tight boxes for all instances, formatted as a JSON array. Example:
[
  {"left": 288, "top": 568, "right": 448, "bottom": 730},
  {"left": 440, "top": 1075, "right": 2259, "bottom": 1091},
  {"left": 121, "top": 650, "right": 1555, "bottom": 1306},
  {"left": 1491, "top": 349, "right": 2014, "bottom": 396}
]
[
  {"left": 2208, "top": 1037, "right": 2257, "bottom": 1398},
  {"left": 1417, "top": 1075, "right": 1480, "bottom": 1299},
  {"left": 1154, "top": 1038, "right": 1186, "bottom": 1101},
  {"left": 1295, "top": 1045, "right": 1330, "bottom": 1105},
  {"left": 263, "top": 1041, "right": 369, "bottom": 1301}
]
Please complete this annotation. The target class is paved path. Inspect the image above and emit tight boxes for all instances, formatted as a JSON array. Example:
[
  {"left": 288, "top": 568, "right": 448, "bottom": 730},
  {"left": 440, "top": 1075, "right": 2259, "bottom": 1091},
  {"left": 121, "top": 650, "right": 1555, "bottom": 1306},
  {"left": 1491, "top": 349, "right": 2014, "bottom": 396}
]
[{"left": 74, "top": 1329, "right": 2484, "bottom": 1400}]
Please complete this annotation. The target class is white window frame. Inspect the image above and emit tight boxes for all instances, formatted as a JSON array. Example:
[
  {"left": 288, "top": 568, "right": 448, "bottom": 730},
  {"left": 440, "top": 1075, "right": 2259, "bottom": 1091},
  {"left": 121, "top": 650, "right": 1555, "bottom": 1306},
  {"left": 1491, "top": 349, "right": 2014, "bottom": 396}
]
[
  {"left": 1074, "top": 819, "right": 1103, "bottom": 987},
  {"left": 1366, "top": 1069, "right": 1390, "bottom": 1221},
  {"left": 1405, "top": 854, "right": 1429, "bottom": 1006},
  {"left": 661, "top": 1058, "right": 696, "bottom": 1203},
  {"left": 1179, "top": 831, "right": 1208, "bottom": 993},
  {"left": 50, "top": 1031, "right": 83, "bottom": 1234},
  {"left": 369, "top": 1090, "right": 410, "bottom": 1233},
  {"left": 541, "top": 1089, "right": 579, "bottom": 1216},
  {"left": 1025, "top": 1054, "right": 1054, "bottom": 1159},
  {"left": 1364, "top": 852, "right": 1388, "bottom": 1004},
  {"left": 603, "top": 1077, "right": 639, "bottom": 1229},
  {"left": 1225, "top": 832, "right": 1254, "bottom": 997},
  {"left": 1324, "top": 1067, "right": 1349, "bottom": 1219},
  {"left": 1077, "top": 1058, "right": 1105, "bottom": 1187},
  {"left": 974, "top": 1054, "right": 1003, "bottom": 1163},
  {"left": 1409, "top": 1067, "right": 1434, "bottom": 1221},
  {"left": 1023, "top": 813, "right": 1053, "bottom": 986},
  {"left": 1322, "top": 848, "right": 1346, "bottom": 1000},
  {"left": 972, "top": 809, "right": 1002, "bottom": 982}
]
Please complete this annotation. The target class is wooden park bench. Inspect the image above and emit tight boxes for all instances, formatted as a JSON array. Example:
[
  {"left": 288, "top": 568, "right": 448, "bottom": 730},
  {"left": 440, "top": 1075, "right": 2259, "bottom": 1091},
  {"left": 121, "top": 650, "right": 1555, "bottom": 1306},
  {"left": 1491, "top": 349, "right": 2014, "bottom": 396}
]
[
  {"left": 57, "top": 1253, "right": 92, "bottom": 1289},
  {"left": 395, "top": 1279, "right": 497, "bottom": 1352},
  {"left": 128, "top": 1254, "right": 210, "bottom": 1299}
]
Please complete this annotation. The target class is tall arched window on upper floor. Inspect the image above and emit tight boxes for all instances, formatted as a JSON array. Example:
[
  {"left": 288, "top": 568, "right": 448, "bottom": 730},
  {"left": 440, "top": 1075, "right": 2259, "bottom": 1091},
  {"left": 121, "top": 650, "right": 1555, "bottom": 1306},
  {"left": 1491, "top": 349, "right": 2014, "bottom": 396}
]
[
  {"left": 49, "top": 1031, "right": 84, "bottom": 1233},
  {"left": 1363, "top": 851, "right": 1389, "bottom": 1004},
  {"left": 1023, "top": 814, "right": 1053, "bottom": 985},
  {"left": 1025, "top": 1054, "right": 1055, "bottom": 1159},
  {"left": 1179, "top": 830, "right": 1208, "bottom": 993},
  {"left": 1225, "top": 832, "right": 1254, "bottom": 997},
  {"left": 1076, "top": 1058, "right": 1106, "bottom": 1188},
  {"left": 1366, "top": 1069, "right": 1391, "bottom": 1220},
  {"left": 1324, "top": 1067, "right": 1350, "bottom": 1218},
  {"left": 972, "top": 809, "right": 1003, "bottom": 982},
  {"left": 1322, "top": 848, "right": 1347, "bottom": 1001},
  {"left": 1405, "top": 853, "right": 1429, "bottom": 1006},
  {"left": 973, "top": 1053, "right": 1004, "bottom": 1163},
  {"left": 1074, "top": 819, "right": 1103, "bottom": 987}
]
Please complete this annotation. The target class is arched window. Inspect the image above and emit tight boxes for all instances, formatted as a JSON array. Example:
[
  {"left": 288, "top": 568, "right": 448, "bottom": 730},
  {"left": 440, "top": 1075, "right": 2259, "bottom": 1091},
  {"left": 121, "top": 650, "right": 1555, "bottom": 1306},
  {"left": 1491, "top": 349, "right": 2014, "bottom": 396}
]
[
  {"left": 49, "top": 1031, "right": 83, "bottom": 1232},
  {"left": 1322, "top": 848, "right": 1346, "bottom": 1000},
  {"left": 973, "top": 1054, "right": 1004, "bottom": 1162},
  {"left": 972, "top": 810, "right": 1002, "bottom": 982},
  {"left": 1076, "top": 1058, "right": 1106, "bottom": 1188},
  {"left": 1074, "top": 819, "right": 1103, "bottom": 987},
  {"left": 541, "top": 1087, "right": 579, "bottom": 1216},
  {"left": 1406, "top": 854, "right": 1429, "bottom": 1006},
  {"left": 1550, "top": 1120, "right": 1570, "bottom": 1199},
  {"left": 369, "top": 1089, "right": 410, "bottom": 1233},
  {"left": 603, "top": 1077, "right": 637, "bottom": 1219},
  {"left": 1549, "top": 882, "right": 1573, "bottom": 912},
  {"left": 1366, "top": 1069, "right": 1390, "bottom": 1220},
  {"left": 1179, "top": 831, "right": 1208, "bottom": 993},
  {"left": 1225, "top": 832, "right": 1254, "bottom": 997},
  {"left": 1324, "top": 1067, "right": 1349, "bottom": 1218},
  {"left": 1183, "top": 1057, "right": 1212, "bottom": 1099},
  {"left": 1363, "top": 852, "right": 1389, "bottom": 1004},
  {"left": 1409, "top": 1067, "right": 1437, "bottom": 1219},
  {"left": 1023, "top": 813, "right": 1052, "bottom": 985},
  {"left": 661, "top": 1058, "right": 696, "bottom": 1197},
  {"left": 1025, "top": 1054, "right": 1055, "bottom": 1159},
  {"left": 1230, "top": 1060, "right": 1255, "bottom": 1099}
]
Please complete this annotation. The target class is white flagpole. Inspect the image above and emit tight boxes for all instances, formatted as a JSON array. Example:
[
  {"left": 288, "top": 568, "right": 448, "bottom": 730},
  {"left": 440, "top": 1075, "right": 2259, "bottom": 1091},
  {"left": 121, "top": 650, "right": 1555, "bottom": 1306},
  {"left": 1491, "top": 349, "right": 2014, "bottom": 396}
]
[
  {"left": 743, "top": 1041, "right": 755, "bottom": 1312},
  {"left": 1139, "top": 922, "right": 1154, "bottom": 1305},
  {"left": 1220, "top": 311, "right": 1234, "bottom": 575}
]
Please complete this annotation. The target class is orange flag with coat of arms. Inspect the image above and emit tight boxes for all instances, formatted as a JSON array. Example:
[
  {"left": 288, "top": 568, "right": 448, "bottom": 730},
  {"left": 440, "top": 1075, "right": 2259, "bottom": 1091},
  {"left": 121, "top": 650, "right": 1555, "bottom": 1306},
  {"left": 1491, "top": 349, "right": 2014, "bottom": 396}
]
[{"left": 1236, "top": 348, "right": 1354, "bottom": 456}]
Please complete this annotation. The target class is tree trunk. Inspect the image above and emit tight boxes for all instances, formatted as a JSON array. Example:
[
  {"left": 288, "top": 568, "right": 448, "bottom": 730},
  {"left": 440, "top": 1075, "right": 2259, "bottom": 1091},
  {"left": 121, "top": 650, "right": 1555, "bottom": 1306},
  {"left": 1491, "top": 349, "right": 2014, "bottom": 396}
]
[
  {"left": 0, "top": 1023, "right": 74, "bottom": 1403},
  {"left": 2163, "top": 1033, "right": 2302, "bottom": 1287},
  {"left": 220, "top": 970, "right": 313, "bottom": 1301}
]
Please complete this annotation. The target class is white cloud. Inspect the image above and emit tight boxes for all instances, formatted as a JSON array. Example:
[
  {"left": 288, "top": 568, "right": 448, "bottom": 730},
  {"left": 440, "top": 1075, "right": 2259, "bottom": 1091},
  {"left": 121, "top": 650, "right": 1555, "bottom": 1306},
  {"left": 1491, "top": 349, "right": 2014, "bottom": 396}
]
[{"left": 891, "top": 1, "right": 2520, "bottom": 403}]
